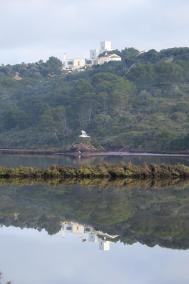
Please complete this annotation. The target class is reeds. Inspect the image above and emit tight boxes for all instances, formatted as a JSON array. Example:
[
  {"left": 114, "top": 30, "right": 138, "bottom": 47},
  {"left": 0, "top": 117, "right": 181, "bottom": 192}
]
[{"left": 0, "top": 163, "right": 189, "bottom": 180}]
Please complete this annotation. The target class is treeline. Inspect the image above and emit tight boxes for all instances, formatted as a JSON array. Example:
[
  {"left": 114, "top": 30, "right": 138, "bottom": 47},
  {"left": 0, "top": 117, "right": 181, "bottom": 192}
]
[
  {"left": 0, "top": 56, "right": 62, "bottom": 78},
  {"left": 0, "top": 47, "right": 189, "bottom": 151}
]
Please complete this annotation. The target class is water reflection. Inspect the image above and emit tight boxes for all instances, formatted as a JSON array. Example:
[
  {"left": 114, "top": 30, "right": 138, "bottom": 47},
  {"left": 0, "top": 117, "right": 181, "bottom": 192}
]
[
  {"left": 0, "top": 182, "right": 189, "bottom": 283},
  {"left": 60, "top": 221, "right": 119, "bottom": 251},
  {"left": 0, "top": 153, "right": 189, "bottom": 168},
  {"left": 0, "top": 182, "right": 189, "bottom": 249}
]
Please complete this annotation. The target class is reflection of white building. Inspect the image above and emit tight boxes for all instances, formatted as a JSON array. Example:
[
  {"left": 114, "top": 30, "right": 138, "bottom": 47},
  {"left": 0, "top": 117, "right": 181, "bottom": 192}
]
[
  {"left": 88, "top": 231, "right": 98, "bottom": 243},
  {"left": 99, "top": 239, "right": 110, "bottom": 251},
  {"left": 60, "top": 221, "right": 119, "bottom": 251},
  {"left": 61, "top": 221, "right": 86, "bottom": 235}
]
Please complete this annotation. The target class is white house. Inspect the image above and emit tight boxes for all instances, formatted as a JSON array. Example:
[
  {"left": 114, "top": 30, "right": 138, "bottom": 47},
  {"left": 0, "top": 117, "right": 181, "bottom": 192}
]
[
  {"left": 64, "top": 57, "right": 86, "bottom": 71},
  {"left": 97, "top": 53, "right": 122, "bottom": 65},
  {"left": 90, "top": 41, "right": 112, "bottom": 61},
  {"left": 62, "top": 41, "right": 122, "bottom": 72},
  {"left": 100, "top": 41, "right": 112, "bottom": 54},
  {"left": 90, "top": 49, "right": 98, "bottom": 60}
]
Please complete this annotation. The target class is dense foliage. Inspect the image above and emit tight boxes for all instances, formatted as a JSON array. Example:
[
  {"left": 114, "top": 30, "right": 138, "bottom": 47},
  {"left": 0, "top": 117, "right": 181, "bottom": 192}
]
[{"left": 0, "top": 48, "right": 189, "bottom": 151}]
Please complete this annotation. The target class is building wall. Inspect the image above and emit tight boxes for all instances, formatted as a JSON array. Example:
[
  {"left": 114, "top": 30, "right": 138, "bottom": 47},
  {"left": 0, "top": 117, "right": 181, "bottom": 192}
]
[
  {"left": 63, "top": 41, "right": 121, "bottom": 72},
  {"left": 97, "top": 54, "right": 122, "bottom": 65},
  {"left": 73, "top": 58, "right": 86, "bottom": 69},
  {"left": 100, "top": 41, "right": 112, "bottom": 53},
  {"left": 65, "top": 58, "right": 86, "bottom": 71},
  {"left": 90, "top": 49, "right": 98, "bottom": 60}
]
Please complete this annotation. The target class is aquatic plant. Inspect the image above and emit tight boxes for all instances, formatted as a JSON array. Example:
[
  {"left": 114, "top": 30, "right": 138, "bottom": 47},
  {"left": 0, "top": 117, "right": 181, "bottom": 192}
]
[{"left": 0, "top": 163, "right": 188, "bottom": 180}]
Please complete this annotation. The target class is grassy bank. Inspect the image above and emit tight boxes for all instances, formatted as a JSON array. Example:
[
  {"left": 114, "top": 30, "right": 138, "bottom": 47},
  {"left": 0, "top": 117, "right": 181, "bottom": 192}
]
[{"left": 0, "top": 163, "right": 189, "bottom": 180}]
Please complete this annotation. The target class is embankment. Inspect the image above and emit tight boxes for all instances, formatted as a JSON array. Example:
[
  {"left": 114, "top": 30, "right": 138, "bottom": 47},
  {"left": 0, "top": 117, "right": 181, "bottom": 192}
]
[{"left": 0, "top": 163, "right": 189, "bottom": 180}]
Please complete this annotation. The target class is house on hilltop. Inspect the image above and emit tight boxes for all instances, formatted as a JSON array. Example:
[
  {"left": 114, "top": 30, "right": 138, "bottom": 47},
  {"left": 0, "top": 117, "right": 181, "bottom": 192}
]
[
  {"left": 65, "top": 58, "right": 86, "bottom": 71},
  {"left": 97, "top": 52, "right": 122, "bottom": 65},
  {"left": 62, "top": 41, "right": 122, "bottom": 72}
]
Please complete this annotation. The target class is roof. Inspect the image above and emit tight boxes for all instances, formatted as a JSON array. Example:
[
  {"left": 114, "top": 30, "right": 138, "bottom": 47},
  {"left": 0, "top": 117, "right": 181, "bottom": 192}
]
[
  {"left": 98, "top": 53, "right": 121, "bottom": 59},
  {"left": 108, "top": 54, "right": 121, "bottom": 59}
]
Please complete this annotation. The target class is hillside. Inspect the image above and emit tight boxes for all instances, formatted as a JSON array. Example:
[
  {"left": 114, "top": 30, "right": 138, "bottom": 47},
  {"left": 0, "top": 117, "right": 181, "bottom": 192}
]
[{"left": 0, "top": 48, "right": 189, "bottom": 152}]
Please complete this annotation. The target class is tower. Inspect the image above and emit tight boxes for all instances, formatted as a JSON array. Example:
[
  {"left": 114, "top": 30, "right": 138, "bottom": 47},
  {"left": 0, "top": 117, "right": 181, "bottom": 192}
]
[
  {"left": 100, "top": 41, "right": 112, "bottom": 54},
  {"left": 63, "top": 53, "right": 68, "bottom": 69},
  {"left": 90, "top": 49, "right": 98, "bottom": 60}
]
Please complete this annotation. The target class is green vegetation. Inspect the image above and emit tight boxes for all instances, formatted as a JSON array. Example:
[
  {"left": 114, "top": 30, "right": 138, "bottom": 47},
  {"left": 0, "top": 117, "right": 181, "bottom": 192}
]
[
  {"left": 0, "top": 48, "right": 189, "bottom": 151},
  {"left": 0, "top": 163, "right": 189, "bottom": 180}
]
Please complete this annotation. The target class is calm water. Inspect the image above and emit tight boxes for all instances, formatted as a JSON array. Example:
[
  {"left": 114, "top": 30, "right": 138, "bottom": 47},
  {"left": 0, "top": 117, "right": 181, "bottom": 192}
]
[
  {"left": 0, "top": 153, "right": 189, "bottom": 167},
  {"left": 0, "top": 182, "right": 189, "bottom": 284}
]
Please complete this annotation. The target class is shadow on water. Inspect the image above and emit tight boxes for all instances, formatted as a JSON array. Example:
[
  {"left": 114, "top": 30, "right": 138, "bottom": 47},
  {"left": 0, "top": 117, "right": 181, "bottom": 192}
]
[{"left": 0, "top": 179, "right": 189, "bottom": 250}]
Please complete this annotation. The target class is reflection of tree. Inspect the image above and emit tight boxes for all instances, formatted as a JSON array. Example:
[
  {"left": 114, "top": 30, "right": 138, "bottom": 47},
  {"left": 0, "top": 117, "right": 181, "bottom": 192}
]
[
  {"left": 0, "top": 272, "right": 11, "bottom": 284},
  {"left": 0, "top": 182, "right": 189, "bottom": 249}
]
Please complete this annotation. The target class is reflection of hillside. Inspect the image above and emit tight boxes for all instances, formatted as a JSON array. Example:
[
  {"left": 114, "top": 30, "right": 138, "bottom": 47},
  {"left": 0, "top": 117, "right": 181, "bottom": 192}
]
[{"left": 0, "top": 183, "right": 189, "bottom": 249}]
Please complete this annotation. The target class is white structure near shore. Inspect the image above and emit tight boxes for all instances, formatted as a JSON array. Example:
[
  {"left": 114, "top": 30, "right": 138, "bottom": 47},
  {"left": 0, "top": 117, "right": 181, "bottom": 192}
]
[{"left": 63, "top": 41, "right": 122, "bottom": 72}]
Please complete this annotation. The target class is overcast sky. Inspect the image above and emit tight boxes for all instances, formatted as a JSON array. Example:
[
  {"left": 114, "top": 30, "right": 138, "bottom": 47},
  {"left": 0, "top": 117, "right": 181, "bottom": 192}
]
[{"left": 0, "top": 0, "right": 189, "bottom": 64}]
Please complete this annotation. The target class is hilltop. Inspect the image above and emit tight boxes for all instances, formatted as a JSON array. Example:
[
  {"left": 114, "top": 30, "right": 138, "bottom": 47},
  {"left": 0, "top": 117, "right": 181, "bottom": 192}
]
[{"left": 0, "top": 47, "right": 189, "bottom": 152}]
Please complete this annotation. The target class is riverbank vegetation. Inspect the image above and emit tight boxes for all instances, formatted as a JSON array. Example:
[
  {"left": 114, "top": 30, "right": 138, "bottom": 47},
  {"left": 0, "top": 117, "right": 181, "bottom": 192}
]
[
  {"left": 0, "top": 175, "right": 187, "bottom": 188},
  {"left": 0, "top": 48, "right": 189, "bottom": 151},
  {"left": 0, "top": 163, "right": 189, "bottom": 180}
]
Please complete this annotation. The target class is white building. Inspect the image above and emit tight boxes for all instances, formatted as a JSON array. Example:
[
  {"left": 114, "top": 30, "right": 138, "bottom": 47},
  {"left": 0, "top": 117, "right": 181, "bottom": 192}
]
[
  {"left": 100, "top": 41, "right": 112, "bottom": 54},
  {"left": 90, "top": 49, "right": 98, "bottom": 60},
  {"left": 62, "top": 41, "right": 121, "bottom": 72},
  {"left": 97, "top": 53, "right": 122, "bottom": 65},
  {"left": 90, "top": 41, "right": 113, "bottom": 60},
  {"left": 65, "top": 58, "right": 86, "bottom": 71}
]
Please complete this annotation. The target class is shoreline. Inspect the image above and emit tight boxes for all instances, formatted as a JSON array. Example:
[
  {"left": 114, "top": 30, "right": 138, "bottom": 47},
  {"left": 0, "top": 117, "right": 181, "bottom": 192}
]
[
  {"left": 0, "top": 149, "right": 189, "bottom": 157},
  {"left": 0, "top": 163, "right": 189, "bottom": 181}
]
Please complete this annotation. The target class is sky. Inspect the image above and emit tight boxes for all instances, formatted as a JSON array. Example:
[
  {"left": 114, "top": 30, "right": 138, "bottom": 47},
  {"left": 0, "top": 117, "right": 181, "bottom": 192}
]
[{"left": 0, "top": 0, "right": 189, "bottom": 64}]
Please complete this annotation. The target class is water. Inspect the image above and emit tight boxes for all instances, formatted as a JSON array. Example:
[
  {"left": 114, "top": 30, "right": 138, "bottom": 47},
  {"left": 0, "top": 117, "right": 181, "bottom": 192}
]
[
  {"left": 0, "top": 182, "right": 189, "bottom": 284},
  {"left": 0, "top": 153, "right": 189, "bottom": 167},
  {"left": 1, "top": 227, "right": 189, "bottom": 284}
]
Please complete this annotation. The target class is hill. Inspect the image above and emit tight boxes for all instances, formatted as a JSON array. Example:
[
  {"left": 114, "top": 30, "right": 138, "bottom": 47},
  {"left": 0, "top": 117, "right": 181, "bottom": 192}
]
[{"left": 0, "top": 48, "right": 189, "bottom": 152}]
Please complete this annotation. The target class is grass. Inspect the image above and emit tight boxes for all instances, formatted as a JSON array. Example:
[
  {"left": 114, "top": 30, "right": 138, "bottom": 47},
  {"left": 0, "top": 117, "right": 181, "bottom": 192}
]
[{"left": 0, "top": 163, "right": 189, "bottom": 180}]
